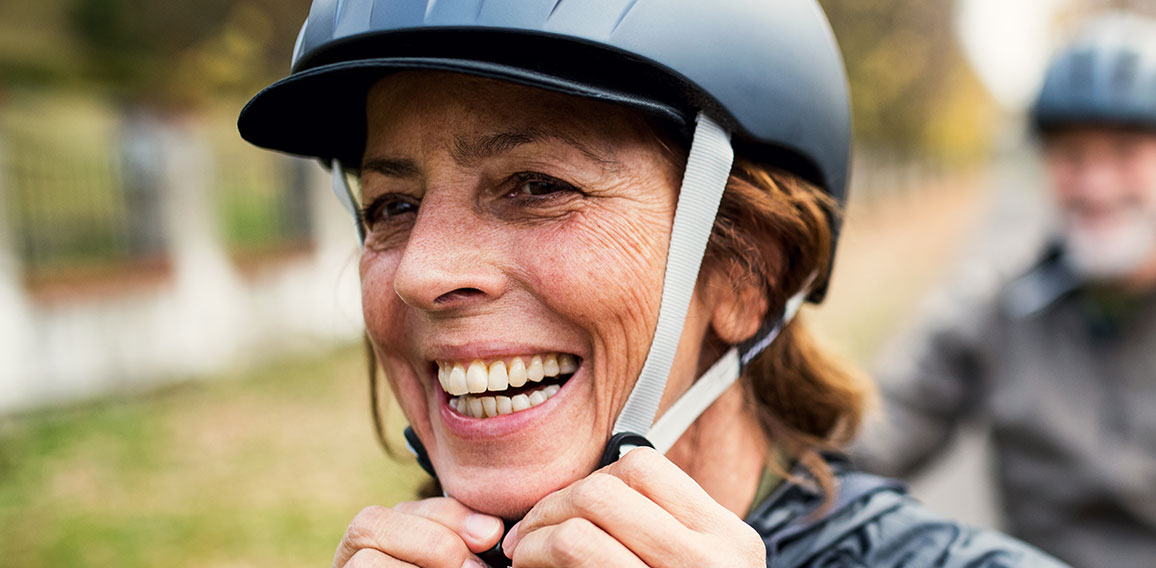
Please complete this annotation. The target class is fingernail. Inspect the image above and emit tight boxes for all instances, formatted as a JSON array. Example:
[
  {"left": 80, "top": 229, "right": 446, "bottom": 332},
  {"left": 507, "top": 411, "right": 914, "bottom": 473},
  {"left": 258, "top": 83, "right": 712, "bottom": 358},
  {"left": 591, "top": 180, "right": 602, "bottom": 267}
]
[
  {"left": 461, "top": 557, "right": 486, "bottom": 568},
  {"left": 501, "top": 521, "right": 521, "bottom": 554},
  {"left": 464, "top": 513, "right": 503, "bottom": 541}
]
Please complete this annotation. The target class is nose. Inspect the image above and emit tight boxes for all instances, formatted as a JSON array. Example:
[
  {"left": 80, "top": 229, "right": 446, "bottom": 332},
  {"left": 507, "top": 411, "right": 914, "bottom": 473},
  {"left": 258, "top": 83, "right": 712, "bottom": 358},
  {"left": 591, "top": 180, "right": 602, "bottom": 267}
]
[
  {"left": 1072, "top": 160, "right": 1116, "bottom": 196},
  {"left": 391, "top": 192, "right": 508, "bottom": 313},
  {"left": 1063, "top": 159, "right": 1125, "bottom": 215}
]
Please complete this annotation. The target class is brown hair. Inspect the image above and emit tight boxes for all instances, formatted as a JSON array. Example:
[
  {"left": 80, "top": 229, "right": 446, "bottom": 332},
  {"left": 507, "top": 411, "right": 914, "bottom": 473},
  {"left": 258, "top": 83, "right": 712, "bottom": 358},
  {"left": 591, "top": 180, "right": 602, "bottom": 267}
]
[
  {"left": 366, "top": 158, "right": 874, "bottom": 502},
  {"left": 704, "top": 158, "right": 873, "bottom": 501}
]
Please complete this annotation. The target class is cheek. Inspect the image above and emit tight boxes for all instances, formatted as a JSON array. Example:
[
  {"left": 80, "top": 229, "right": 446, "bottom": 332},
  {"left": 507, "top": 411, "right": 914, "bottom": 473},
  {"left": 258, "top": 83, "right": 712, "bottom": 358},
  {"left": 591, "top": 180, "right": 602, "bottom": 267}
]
[
  {"left": 522, "top": 202, "right": 672, "bottom": 372},
  {"left": 360, "top": 249, "right": 403, "bottom": 342},
  {"left": 1127, "top": 157, "right": 1156, "bottom": 209},
  {"left": 359, "top": 249, "right": 439, "bottom": 431},
  {"left": 1045, "top": 162, "right": 1079, "bottom": 201}
]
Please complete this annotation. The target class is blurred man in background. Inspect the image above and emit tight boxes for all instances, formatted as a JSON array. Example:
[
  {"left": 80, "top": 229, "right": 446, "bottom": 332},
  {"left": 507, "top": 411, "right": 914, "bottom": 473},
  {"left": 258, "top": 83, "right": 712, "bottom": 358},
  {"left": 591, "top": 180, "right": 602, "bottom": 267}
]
[{"left": 854, "top": 14, "right": 1156, "bottom": 568}]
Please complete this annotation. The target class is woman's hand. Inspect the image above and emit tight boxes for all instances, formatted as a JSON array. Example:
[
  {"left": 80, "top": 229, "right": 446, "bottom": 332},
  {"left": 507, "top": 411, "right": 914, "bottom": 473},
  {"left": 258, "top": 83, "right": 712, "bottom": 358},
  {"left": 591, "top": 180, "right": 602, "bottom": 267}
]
[
  {"left": 332, "top": 497, "right": 503, "bottom": 567},
  {"left": 501, "top": 447, "right": 766, "bottom": 567}
]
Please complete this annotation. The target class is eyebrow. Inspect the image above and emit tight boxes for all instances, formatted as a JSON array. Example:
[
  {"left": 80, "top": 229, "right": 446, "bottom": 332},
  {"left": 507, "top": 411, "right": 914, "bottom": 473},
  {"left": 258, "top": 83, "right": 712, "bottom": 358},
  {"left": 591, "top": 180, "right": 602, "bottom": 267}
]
[
  {"left": 453, "top": 127, "right": 615, "bottom": 166},
  {"left": 359, "top": 127, "right": 617, "bottom": 179},
  {"left": 360, "top": 157, "right": 422, "bottom": 178}
]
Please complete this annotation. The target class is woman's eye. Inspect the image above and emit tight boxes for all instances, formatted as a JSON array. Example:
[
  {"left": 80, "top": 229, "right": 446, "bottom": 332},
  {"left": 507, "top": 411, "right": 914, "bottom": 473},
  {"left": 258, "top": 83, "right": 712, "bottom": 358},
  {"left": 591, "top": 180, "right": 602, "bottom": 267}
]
[
  {"left": 511, "top": 173, "right": 579, "bottom": 198},
  {"left": 383, "top": 200, "right": 417, "bottom": 216},
  {"left": 362, "top": 195, "right": 418, "bottom": 225}
]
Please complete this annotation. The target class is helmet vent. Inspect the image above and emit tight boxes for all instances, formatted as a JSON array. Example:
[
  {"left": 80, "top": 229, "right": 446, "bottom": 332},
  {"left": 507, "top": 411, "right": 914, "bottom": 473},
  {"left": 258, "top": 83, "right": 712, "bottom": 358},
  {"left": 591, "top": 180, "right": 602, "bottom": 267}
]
[
  {"left": 612, "top": 0, "right": 641, "bottom": 32},
  {"left": 334, "top": 0, "right": 375, "bottom": 37},
  {"left": 1069, "top": 50, "right": 1094, "bottom": 93},
  {"left": 547, "top": 0, "right": 564, "bottom": 20},
  {"left": 1111, "top": 51, "right": 1139, "bottom": 94}
]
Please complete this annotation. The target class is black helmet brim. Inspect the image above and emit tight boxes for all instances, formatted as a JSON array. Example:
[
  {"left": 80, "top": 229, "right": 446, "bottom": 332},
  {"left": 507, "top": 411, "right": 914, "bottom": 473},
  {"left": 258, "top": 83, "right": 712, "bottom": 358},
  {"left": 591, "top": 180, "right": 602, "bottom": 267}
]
[{"left": 239, "top": 55, "right": 692, "bottom": 168}]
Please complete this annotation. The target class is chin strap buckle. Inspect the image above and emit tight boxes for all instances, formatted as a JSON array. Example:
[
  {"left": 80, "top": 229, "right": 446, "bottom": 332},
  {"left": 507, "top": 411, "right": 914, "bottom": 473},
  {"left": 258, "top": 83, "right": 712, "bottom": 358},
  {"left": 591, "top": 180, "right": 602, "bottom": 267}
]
[
  {"left": 478, "top": 535, "right": 511, "bottom": 568},
  {"left": 403, "top": 426, "right": 437, "bottom": 479},
  {"left": 598, "top": 432, "right": 655, "bottom": 469}
]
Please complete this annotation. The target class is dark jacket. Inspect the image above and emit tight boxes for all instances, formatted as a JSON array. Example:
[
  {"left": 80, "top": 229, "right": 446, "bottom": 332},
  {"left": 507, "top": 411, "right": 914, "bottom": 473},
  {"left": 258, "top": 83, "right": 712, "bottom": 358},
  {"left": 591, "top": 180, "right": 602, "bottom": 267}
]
[
  {"left": 854, "top": 246, "right": 1156, "bottom": 567},
  {"left": 748, "top": 462, "right": 1068, "bottom": 567}
]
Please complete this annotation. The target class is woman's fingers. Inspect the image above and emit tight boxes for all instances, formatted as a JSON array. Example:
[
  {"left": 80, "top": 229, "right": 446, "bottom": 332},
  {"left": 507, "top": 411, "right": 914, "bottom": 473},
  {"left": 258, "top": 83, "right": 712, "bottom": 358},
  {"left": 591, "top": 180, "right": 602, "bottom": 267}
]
[
  {"left": 342, "top": 548, "right": 416, "bottom": 567},
  {"left": 602, "top": 447, "right": 732, "bottom": 532},
  {"left": 332, "top": 505, "right": 467, "bottom": 567},
  {"left": 504, "top": 447, "right": 765, "bottom": 567},
  {"left": 392, "top": 498, "right": 505, "bottom": 552},
  {"left": 332, "top": 500, "right": 500, "bottom": 568},
  {"left": 505, "top": 469, "right": 695, "bottom": 566},
  {"left": 600, "top": 449, "right": 765, "bottom": 564},
  {"left": 510, "top": 518, "right": 648, "bottom": 568}
]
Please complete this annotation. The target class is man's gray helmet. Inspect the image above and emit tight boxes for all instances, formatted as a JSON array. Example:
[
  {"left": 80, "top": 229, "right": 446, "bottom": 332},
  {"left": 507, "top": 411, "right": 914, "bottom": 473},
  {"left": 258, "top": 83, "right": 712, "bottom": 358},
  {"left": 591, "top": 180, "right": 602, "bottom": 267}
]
[
  {"left": 1031, "top": 13, "right": 1156, "bottom": 134},
  {"left": 238, "top": 0, "right": 852, "bottom": 503}
]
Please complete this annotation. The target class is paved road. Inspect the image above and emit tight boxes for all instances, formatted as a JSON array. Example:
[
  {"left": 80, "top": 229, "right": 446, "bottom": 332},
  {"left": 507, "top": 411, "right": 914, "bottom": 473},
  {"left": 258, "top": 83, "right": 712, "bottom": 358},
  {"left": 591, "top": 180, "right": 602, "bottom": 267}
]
[{"left": 902, "top": 138, "right": 1052, "bottom": 531}]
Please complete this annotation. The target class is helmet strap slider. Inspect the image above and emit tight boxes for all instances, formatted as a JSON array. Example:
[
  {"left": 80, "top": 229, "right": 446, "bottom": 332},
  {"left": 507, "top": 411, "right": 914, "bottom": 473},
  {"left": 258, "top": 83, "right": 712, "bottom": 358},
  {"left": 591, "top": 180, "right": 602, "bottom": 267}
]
[{"left": 331, "top": 158, "right": 367, "bottom": 245}]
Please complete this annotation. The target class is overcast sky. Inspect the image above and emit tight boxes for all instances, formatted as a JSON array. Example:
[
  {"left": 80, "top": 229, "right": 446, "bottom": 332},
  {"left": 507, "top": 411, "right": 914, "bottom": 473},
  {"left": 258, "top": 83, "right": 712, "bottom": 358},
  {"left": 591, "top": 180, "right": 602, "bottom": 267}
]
[{"left": 955, "top": 0, "right": 1072, "bottom": 112}]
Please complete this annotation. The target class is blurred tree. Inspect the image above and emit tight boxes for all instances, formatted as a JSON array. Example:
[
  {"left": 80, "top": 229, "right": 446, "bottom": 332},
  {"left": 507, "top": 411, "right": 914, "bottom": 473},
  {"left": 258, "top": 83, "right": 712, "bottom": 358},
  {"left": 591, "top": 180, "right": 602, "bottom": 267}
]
[
  {"left": 820, "top": 0, "right": 995, "bottom": 162},
  {"left": 0, "top": 1, "right": 85, "bottom": 87},
  {"left": 69, "top": 0, "right": 311, "bottom": 106},
  {"left": 0, "top": 0, "right": 311, "bottom": 105},
  {"left": 2, "top": 0, "right": 996, "bottom": 150}
]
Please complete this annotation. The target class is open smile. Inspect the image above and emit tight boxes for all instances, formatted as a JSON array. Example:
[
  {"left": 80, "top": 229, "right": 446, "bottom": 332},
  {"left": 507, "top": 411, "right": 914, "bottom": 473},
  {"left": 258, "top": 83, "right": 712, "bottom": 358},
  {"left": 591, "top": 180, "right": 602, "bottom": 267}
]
[{"left": 436, "top": 353, "right": 580, "bottom": 418}]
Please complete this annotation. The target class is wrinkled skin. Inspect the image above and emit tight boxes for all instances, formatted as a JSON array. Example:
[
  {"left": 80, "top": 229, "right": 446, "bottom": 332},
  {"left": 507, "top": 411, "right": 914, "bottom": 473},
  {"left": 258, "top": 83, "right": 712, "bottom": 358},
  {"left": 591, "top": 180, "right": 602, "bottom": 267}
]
[
  {"left": 338, "top": 71, "right": 768, "bottom": 567},
  {"left": 1043, "top": 127, "right": 1156, "bottom": 289}
]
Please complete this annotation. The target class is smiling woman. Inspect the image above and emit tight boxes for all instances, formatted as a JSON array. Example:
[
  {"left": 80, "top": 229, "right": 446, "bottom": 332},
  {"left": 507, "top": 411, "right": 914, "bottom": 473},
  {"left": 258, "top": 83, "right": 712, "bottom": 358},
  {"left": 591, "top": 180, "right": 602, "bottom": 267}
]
[
  {"left": 358, "top": 73, "right": 689, "bottom": 517},
  {"left": 238, "top": 1, "right": 1070, "bottom": 567}
]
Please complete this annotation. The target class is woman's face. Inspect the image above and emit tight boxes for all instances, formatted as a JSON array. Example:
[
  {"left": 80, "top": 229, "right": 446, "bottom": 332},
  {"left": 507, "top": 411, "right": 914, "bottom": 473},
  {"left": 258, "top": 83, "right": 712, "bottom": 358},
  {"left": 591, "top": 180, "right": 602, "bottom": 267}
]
[{"left": 359, "top": 72, "right": 715, "bottom": 518}]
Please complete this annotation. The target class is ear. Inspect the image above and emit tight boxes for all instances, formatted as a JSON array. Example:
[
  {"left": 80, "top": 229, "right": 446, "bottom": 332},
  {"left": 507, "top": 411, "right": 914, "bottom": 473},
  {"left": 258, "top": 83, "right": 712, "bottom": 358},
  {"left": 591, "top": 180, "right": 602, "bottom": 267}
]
[{"left": 704, "top": 270, "right": 768, "bottom": 346}]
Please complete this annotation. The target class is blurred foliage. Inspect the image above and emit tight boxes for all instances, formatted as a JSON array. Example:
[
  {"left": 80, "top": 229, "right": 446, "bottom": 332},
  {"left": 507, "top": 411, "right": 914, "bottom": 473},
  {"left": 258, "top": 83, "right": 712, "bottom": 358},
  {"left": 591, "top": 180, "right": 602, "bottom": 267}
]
[
  {"left": 71, "top": 0, "right": 310, "bottom": 105},
  {"left": 0, "top": 0, "right": 310, "bottom": 105},
  {"left": 0, "top": 0, "right": 996, "bottom": 160},
  {"left": 0, "top": 0, "right": 997, "bottom": 159},
  {"left": 820, "top": 0, "right": 996, "bottom": 162}
]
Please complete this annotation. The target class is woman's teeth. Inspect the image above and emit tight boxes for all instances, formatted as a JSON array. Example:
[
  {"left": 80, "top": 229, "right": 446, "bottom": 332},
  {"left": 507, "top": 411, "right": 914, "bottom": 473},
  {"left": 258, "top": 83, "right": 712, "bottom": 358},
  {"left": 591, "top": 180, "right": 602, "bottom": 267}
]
[
  {"left": 437, "top": 353, "right": 577, "bottom": 419},
  {"left": 449, "top": 384, "right": 562, "bottom": 418},
  {"left": 436, "top": 353, "right": 577, "bottom": 397}
]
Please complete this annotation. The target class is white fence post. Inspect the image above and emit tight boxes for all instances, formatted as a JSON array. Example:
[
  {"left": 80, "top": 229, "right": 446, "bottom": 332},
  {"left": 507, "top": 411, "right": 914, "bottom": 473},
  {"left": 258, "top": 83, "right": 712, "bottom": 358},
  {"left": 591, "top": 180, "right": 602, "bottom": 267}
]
[
  {"left": 308, "top": 162, "right": 364, "bottom": 336},
  {"left": 152, "top": 118, "right": 246, "bottom": 376},
  {"left": 0, "top": 135, "right": 33, "bottom": 412},
  {"left": 0, "top": 117, "right": 365, "bottom": 414}
]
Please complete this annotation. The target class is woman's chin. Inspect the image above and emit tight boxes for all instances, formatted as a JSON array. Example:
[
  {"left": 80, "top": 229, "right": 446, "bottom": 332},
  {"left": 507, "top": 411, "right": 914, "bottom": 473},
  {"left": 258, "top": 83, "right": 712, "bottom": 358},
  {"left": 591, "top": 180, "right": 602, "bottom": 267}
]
[{"left": 441, "top": 463, "right": 581, "bottom": 520}]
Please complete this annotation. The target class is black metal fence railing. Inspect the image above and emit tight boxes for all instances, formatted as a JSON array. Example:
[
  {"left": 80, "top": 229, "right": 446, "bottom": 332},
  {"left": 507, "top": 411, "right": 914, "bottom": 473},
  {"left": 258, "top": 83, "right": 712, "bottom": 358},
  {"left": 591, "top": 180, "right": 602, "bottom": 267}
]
[
  {"left": 2, "top": 129, "right": 141, "bottom": 274},
  {"left": 1, "top": 113, "right": 317, "bottom": 291},
  {"left": 214, "top": 149, "right": 315, "bottom": 257}
]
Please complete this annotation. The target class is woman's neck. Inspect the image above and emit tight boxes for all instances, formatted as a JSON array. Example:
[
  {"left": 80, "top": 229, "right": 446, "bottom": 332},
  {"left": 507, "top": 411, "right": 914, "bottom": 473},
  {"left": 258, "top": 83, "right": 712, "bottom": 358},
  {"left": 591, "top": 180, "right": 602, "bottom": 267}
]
[{"left": 664, "top": 382, "right": 769, "bottom": 517}]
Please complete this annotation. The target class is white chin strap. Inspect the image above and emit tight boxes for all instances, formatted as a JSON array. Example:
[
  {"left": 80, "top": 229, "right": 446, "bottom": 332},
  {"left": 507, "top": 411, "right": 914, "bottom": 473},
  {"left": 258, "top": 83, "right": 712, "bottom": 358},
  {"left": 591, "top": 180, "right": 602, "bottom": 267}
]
[
  {"left": 612, "top": 113, "right": 809, "bottom": 458},
  {"left": 646, "top": 286, "right": 809, "bottom": 453},
  {"left": 611, "top": 112, "right": 734, "bottom": 449}
]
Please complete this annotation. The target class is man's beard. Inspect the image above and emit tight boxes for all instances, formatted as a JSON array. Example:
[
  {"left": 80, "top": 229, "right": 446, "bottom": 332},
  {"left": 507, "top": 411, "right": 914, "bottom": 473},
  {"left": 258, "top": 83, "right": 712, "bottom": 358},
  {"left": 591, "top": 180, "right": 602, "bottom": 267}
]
[{"left": 1063, "top": 209, "right": 1156, "bottom": 282}]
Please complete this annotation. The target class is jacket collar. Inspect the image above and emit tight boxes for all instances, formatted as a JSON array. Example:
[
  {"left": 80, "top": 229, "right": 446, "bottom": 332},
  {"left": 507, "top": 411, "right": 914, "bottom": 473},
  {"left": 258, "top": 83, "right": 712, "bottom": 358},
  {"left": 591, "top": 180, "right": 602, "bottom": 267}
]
[{"left": 1002, "top": 242, "right": 1082, "bottom": 319}]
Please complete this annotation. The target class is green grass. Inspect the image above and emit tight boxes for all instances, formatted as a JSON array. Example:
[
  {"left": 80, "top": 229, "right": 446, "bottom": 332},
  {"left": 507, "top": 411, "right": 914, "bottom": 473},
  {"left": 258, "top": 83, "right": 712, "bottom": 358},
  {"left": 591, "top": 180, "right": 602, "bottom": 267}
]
[{"left": 0, "top": 343, "right": 426, "bottom": 568}]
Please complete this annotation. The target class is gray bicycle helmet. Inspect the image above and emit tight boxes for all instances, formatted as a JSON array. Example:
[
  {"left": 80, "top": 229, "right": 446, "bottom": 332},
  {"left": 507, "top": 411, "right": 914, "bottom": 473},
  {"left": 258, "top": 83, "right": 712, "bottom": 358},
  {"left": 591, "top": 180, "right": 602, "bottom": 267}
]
[
  {"left": 239, "top": 0, "right": 851, "bottom": 261},
  {"left": 238, "top": 0, "right": 852, "bottom": 511},
  {"left": 1031, "top": 13, "right": 1156, "bottom": 134}
]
